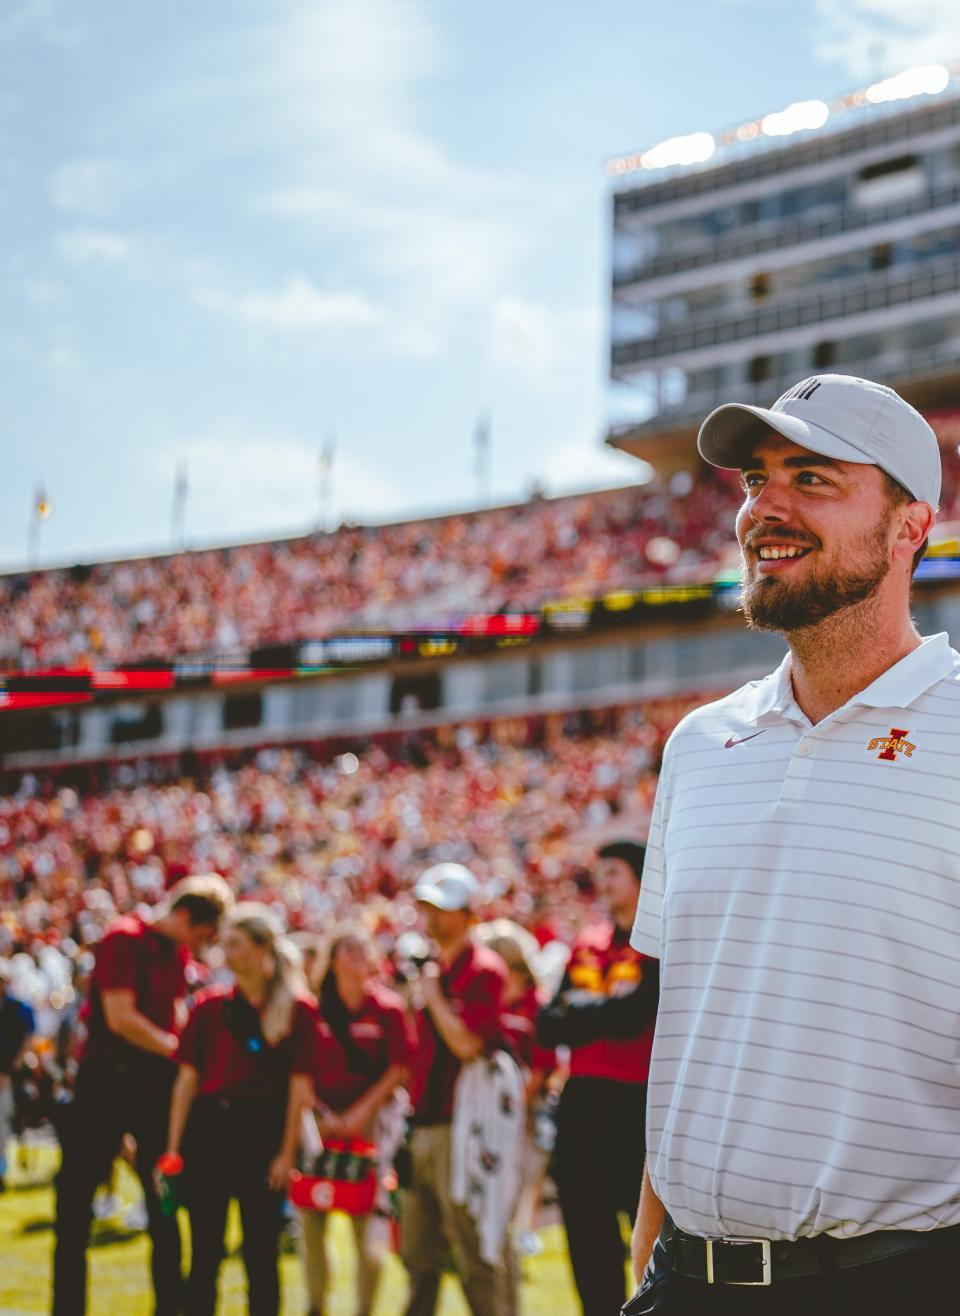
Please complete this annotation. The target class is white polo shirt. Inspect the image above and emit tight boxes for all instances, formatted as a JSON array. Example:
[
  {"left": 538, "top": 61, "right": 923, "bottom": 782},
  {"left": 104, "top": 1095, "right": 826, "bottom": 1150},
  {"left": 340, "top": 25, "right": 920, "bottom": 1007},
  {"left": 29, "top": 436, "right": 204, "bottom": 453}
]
[{"left": 632, "top": 632, "right": 960, "bottom": 1241}]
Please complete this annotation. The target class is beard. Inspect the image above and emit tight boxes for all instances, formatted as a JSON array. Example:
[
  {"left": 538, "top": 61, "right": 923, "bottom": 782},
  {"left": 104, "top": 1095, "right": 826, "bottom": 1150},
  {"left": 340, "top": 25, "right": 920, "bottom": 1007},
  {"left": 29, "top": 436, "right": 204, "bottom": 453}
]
[{"left": 740, "top": 526, "right": 889, "bottom": 633}]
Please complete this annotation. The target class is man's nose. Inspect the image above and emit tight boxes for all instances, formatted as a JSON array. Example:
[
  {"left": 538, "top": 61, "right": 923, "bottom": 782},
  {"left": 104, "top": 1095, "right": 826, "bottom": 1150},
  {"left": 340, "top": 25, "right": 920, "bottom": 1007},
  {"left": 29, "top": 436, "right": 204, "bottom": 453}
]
[{"left": 747, "top": 480, "right": 791, "bottom": 523}]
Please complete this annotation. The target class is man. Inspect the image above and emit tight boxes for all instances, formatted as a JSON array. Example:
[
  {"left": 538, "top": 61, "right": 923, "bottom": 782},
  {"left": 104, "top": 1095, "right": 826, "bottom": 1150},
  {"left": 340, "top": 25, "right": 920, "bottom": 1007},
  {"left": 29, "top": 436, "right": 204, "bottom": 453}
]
[
  {"left": 52, "top": 874, "right": 232, "bottom": 1316},
  {"left": 401, "top": 862, "right": 518, "bottom": 1316},
  {"left": 536, "top": 840, "right": 659, "bottom": 1316},
  {"left": 0, "top": 958, "right": 36, "bottom": 1192},
  {"left": 627, "top": 373, "right": 957, "bottom": 1315}
]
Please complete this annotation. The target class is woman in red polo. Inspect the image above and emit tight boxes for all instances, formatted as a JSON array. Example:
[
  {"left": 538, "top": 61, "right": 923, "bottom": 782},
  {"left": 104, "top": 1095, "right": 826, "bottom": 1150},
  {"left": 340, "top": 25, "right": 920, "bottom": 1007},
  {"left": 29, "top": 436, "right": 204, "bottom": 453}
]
[
  {"left": 161, "top": 904, "right": 317, "bottom": 1316},
  {"left": 300, "top": 926, "right": 414, "bottom": 1316}
]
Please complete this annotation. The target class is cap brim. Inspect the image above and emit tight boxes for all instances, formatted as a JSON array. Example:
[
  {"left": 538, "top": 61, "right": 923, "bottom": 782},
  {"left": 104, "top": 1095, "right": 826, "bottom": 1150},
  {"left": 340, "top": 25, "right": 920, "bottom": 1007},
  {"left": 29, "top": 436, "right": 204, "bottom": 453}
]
[
  {"left": 413, "top": 884, "right": 467, "bottom": 912},
  {"left": 697, "top": 403, "right": 877, "bottom": 471}
]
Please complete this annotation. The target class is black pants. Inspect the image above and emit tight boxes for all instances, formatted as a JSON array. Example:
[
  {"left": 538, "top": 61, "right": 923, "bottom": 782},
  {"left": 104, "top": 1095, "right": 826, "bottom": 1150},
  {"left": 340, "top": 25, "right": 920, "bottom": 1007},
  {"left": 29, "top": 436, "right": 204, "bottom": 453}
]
[
  {"left": 554, "top": 1077, "right": 647, "bottom": 1316},
  {"left": 52, "top": 1058, "right": 181, "bottom": 1316},
  {"left": 631, "top": 1231, "right": 960, "bottom": 1314},
  {"left": 182, "top": 1096, "right": 285, "bottom": 1316}
]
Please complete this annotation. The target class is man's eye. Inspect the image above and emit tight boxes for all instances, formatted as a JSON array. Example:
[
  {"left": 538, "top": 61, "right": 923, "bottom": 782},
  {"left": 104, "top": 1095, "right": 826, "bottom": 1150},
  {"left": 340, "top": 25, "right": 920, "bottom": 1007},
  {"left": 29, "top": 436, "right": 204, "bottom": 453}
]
[
  {"left": 796, "top": 471, "right": 826, "bottom": 486},
  {"left": 741, "top": 473, "right": 764, "bottom": 490}
]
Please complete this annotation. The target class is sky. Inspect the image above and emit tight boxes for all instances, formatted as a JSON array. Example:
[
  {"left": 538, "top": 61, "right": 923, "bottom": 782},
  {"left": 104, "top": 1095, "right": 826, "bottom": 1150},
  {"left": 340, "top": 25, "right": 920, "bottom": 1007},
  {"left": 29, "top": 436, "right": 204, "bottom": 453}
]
[{"left": 1, "top": 0, "right": 957, "bottom": 569}]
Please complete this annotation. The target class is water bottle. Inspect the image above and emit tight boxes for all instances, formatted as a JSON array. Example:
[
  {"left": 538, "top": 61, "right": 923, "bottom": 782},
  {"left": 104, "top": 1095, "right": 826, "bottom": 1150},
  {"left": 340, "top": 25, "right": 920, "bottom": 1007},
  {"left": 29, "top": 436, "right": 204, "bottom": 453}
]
[{"left": 156, "top": 1152, "right": 184, "bottom": 1216}]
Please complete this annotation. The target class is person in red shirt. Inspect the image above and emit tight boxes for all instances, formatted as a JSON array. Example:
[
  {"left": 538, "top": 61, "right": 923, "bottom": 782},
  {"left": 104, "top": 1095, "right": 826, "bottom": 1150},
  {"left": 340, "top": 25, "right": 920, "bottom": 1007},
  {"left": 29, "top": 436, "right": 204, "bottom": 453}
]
[
  {"left": 401, "top": 863, "right": 517, "bottom": 1316},
  {"left": 536, "top": 841, "right": 660, "bottom": 1316},
  {"left": 52, "top": 874, "right": 232, "bottom": 1316},
  {"left": 299, "top": 925, "right": 414, "bottom": 1316},
  {"left": 163, "top": 904, "right": 317, "bottom": 1316}
]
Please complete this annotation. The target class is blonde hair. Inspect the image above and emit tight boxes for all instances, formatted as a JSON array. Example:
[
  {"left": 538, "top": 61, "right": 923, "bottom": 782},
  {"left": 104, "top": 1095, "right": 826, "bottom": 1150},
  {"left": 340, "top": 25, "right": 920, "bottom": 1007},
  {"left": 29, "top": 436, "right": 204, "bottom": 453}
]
[
  {"left": 228, "top": 902, "right": 305, "bottom": 1045},
  {"left": 475, "top": 918, "right": 538, "bottom": 989}
]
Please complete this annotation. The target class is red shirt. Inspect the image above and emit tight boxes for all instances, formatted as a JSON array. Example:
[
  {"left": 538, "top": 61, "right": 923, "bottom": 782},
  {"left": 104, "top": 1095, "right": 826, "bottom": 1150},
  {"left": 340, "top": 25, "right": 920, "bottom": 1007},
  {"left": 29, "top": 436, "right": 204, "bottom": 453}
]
[
  {"left": 313, "top": 982, "right": 415, "bottom": 1112},
  {"left": 83, "top": 915, "right": 189, "bottom": 1067},
  {"left": 178, "top": 985, "right": 319, "bottom": 1100},
  {"left": 566, "top": 923, "right": 654, "bottom": 1083},
  {"left": 500, "top": 986, "right": 554, "bottom": 1073},
  {"left": 409, "top": 943, "right": 507, "bottom": 1123}
]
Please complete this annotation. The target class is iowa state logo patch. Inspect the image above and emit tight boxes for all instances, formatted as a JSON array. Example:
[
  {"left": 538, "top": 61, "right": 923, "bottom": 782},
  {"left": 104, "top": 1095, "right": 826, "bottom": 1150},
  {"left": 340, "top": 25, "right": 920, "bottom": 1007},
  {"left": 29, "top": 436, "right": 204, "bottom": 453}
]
[{"left": 866, "top": 727, "right": 916, "bottom": 762}]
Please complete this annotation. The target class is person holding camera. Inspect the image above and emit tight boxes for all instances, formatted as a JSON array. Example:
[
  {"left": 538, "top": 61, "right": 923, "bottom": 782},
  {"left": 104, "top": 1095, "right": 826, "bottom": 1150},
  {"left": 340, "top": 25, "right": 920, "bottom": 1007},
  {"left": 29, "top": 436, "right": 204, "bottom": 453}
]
[
  {"left": 162, "top": 904, "right": 317, "bottom": 1316},
  {"left": 401, "top": 863, "right": 518, "bottom": 1316},
  {"left": 52, "top": 874, "right": 232, "bottom": 1316},
  {"left": 299, "top": 925, "right": 414, "bottom": 1316}
]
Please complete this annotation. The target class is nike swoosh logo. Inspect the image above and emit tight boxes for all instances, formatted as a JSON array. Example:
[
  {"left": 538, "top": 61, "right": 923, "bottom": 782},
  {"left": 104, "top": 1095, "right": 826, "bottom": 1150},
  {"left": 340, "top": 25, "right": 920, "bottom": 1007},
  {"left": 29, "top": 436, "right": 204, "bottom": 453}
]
[{"left": 724, "top": 730, "right": 766, "bottom": 749}]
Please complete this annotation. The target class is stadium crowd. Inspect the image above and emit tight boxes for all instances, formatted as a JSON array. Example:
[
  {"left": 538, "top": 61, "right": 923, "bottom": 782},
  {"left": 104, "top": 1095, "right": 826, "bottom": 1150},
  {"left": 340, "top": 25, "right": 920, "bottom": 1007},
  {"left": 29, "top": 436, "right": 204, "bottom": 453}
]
[
  {"left": 0, "top": 474, "right": 744, "bottom": 671},
  {"left": 0, "top": 698, "right": 687, "bottom": 1314},
  {"left": 3, "top": 420, "right": 959, "bottom": 675},
  {"left": 0, "top": 696, "right": 702, "bottom": 970}
]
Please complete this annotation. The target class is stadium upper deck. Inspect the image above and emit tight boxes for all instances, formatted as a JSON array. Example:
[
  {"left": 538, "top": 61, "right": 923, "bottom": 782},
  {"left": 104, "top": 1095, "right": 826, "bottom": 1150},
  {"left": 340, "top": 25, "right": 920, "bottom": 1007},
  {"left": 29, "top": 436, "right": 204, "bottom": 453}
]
[
  {"left": 4, "top": 428, "right": 960, "bottom": 678},
  {"left": 607, "top": 64, "right": 960, "bottom": 465}
]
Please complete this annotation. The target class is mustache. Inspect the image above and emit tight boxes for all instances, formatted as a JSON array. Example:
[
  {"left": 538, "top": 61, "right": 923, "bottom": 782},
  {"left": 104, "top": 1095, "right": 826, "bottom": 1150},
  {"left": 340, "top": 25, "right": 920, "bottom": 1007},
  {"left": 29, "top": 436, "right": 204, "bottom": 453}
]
[{"left": 743, "top": 529, "right": 821, "bottom": 552}]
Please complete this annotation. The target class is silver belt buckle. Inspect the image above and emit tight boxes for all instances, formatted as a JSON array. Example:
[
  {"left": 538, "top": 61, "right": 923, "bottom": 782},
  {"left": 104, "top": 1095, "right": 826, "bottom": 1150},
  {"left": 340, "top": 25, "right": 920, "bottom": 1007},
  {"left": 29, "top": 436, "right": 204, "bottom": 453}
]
[{"left": 705, "top": 1237, "right": 772, "bottom": 1286}]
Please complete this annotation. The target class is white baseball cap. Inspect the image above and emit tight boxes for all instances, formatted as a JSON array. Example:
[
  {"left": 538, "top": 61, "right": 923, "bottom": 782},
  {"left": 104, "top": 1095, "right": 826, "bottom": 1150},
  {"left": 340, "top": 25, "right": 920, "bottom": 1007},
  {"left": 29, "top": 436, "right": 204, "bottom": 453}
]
[
  {"left": 414, "top": 863, "right": 480, "bottom": 912},
  {"left": 697, "top": 374, "right": 941, "bottom": 509}
]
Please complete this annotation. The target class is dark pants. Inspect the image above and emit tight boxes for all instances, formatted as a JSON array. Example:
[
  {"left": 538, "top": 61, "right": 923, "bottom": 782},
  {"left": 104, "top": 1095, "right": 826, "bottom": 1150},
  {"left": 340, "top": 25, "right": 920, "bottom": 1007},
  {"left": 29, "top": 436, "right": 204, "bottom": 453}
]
[
  {"left": 52, "top": 1058, "right": 181, "bottom": 1316},
  {"left": 631, "top": 1231, "right": 960, "bottom": 1314},
  {"left": 182, "top": 1096, "right": 285, "bottom": 1316},
  {"left": 554, "top": 1077, "right": 647, "bottom": 1316}
]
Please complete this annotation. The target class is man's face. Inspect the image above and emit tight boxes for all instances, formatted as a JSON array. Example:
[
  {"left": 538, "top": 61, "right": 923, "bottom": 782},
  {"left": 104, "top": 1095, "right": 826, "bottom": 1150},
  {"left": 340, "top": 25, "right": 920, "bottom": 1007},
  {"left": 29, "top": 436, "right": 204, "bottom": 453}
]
[
  {"left": 418, "top": 902, "right": 469, "bottom": 946},
  {"left": 170, "top": 908, "right": 219, "bottom": 955},
  {"left": 736, "top": 434, "right": 895, "bottom": 633},
  {"left": 594, "top": 857, "right": 641, "bottom": 923}
]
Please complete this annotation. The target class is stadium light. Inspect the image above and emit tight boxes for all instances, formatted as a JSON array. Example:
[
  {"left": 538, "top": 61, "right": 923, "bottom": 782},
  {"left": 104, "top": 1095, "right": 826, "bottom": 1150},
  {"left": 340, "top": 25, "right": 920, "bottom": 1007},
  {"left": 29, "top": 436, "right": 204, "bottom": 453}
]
[
  {"left": 865, "top": 64, "right": 949, "bottom": 105},
  {"left": 607, "top": 60, "right": 958, "bottom": 179},
  {"left": 760, "top": 99, "right": 829, "bottom": 138}
]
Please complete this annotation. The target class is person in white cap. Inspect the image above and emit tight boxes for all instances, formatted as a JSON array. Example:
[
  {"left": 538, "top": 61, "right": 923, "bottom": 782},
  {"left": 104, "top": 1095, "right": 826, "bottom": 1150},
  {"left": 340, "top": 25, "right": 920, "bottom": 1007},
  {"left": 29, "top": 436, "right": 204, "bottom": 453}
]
[
  {"left": 399, "top": 863, "right": 517, "bottom": 1316},
  {"left": 625, "top": 375, "right": 960, "bottom": 1314}
]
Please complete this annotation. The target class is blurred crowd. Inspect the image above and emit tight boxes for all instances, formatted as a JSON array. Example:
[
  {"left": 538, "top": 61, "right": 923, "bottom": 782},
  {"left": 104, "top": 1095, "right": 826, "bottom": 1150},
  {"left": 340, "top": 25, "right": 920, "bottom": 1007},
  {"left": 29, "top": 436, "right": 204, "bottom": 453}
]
[
  {"left": 0, "top": 473, "right": 746, "bottom": 670},
  {"left": 0, "top": 695, "right": 704, "bottom": 1011},
  {"left": 6, "top": 426, "right": 960, "bottom": 673}
]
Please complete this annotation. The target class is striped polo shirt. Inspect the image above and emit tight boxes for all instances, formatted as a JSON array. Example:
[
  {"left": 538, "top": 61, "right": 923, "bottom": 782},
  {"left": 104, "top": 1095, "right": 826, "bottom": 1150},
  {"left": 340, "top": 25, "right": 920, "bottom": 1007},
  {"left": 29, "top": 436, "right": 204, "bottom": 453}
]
[{"left": 631, "top": 632, "right": 960, "bottom": 1241}]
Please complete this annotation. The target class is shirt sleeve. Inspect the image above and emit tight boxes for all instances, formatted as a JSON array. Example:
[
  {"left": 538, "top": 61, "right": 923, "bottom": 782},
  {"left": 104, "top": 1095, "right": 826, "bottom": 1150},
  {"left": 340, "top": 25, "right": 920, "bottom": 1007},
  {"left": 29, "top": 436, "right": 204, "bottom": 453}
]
[
  {"left": 631, "top": 738, "right": 673, "bottom": 959},
  {"left": 95, "top": 929, "right": 140, "bottom": 994},
  {"left": 458, "top": 965, "right": 505, "bottom": 1047}
]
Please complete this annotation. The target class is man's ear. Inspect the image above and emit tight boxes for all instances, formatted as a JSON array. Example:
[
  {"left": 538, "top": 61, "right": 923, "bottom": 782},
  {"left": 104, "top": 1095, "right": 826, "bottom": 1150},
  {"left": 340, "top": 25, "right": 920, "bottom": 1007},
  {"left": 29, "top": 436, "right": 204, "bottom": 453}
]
[{"left": 894, "top": 501, "right": 935, "bottom": 561}]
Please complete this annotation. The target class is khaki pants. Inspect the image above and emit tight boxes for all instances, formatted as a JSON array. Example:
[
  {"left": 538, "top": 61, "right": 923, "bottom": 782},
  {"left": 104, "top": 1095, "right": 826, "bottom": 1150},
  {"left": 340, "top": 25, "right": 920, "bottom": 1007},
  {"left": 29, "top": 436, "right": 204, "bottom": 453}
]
[
  {"left": 298, "top": 1208, "right": 383, "bottom": 1316},
  {"left": 400, "top": 1124, "right": 517, "bottom": 1316}
]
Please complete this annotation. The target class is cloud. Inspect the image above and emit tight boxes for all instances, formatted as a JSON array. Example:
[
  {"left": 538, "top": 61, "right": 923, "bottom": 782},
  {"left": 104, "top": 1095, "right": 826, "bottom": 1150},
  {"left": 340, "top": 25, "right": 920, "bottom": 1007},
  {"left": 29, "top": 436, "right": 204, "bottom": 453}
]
[
  {"left": 196, "top": 276, "right": 385, "bottom": 334},
  {"left": 0, "top": 0, "right": 80, "bottom": 45},
  {"left": 182, "top": 0, "right": 526, "bottom": 318},
  {"left": 812, "top": 0, "right": 959, "bottom": 79},
  {"left": 155, "top": 429, "right": 403, "bottom": 542},
  {"left": 57, "top": 228, "right": 134, "bottom": 267},
  {"left": 195, "top": 273, "right": 441, "bottom": 357},
  {"left": 49, "top": 158, "right": 125, "bottom": 216}
]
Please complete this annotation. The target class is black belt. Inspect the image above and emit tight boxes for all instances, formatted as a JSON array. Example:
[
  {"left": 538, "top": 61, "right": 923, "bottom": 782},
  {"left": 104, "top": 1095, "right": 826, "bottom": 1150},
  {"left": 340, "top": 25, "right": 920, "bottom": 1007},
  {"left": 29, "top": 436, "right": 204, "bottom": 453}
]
[{"left": 662, "top": 1215, "right": 960, "bottom": 1286}]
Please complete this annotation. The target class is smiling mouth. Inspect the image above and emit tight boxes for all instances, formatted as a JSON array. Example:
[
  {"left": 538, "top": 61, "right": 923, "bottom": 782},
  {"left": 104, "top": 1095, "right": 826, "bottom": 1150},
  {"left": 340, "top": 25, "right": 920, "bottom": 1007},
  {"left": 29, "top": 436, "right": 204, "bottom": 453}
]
[{"left": 755, "top": 545, "right": 813, "bottom": 561}]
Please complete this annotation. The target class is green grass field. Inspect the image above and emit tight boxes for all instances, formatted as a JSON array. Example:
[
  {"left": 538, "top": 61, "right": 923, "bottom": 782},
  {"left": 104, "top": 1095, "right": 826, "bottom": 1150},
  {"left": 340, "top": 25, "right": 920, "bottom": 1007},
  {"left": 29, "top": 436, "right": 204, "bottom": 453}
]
[{"left": 0, "top": 1146, "right": 584, "bottom": 1314}]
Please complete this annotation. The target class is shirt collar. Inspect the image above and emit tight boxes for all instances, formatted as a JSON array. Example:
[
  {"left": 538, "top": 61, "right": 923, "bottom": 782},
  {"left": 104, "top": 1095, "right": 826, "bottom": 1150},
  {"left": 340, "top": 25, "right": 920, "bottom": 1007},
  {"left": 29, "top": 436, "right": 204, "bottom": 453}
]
[
  {"left": 845, "top": 632, "right": 955, "bottom": 709},
  {"left": 742, "top": 632, "right": 955, "bottom": 726}
]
